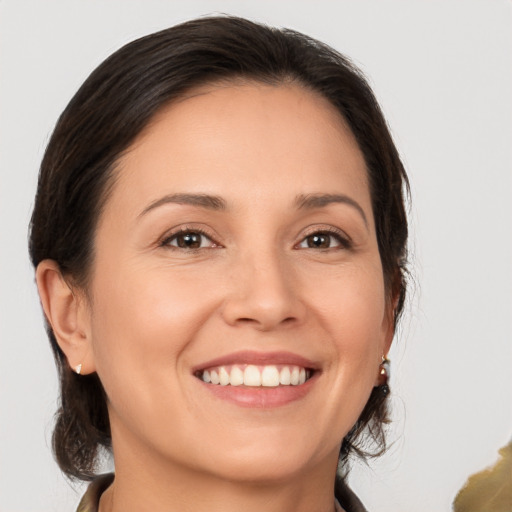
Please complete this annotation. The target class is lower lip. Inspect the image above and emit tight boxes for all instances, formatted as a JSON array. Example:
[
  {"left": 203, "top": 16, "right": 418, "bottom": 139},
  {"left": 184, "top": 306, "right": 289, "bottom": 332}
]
[{"left": 197, "top": 373, "right": 318, "bottom": 408}]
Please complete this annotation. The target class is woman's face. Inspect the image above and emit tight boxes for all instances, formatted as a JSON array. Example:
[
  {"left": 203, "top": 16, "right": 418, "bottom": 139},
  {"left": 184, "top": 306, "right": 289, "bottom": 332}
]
[{"left": 83, "top": 82, "right": 393, "bottom": 482}]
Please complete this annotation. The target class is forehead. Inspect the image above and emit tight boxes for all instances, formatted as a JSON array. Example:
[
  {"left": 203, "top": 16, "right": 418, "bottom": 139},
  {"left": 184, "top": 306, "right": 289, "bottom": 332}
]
[
  {"left": 145, "top": 80, "right": 361, "bottom": 161},
  {"left": 107, "top": 82, "right": 371, "bottom": 216}
]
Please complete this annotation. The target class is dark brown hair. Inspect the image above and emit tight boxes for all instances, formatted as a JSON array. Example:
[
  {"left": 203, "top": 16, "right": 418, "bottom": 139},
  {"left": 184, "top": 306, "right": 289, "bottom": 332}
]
[{"left": 29, "top": 15, "right": 409, "bottom": 488}]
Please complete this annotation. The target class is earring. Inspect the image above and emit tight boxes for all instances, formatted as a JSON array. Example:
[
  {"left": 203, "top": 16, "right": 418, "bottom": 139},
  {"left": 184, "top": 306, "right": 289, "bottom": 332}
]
[
  {"left": 74, "top": 363, "right": 82, "bottom": 375},
  {"left": 378, "top": 356, "right": 390, "bottom": 394}
]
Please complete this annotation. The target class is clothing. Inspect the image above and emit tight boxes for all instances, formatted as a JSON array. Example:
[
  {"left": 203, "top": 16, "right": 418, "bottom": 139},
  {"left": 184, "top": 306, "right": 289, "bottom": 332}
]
[
  {"left": 76, "top": 474, "right": 114, "bottom": 512},
  {"left": 76, "top": 473, "right": 368, "bottom": 512}
]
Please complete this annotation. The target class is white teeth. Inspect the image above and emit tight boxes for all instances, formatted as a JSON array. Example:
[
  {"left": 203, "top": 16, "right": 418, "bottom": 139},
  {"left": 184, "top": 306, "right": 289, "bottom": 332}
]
[
  {"left": 199, "top": 364, "right": 313, "bottom": 387},
  {"left": 219, "top": 367, "right": 230, "bottom": 386},
  {"left": 279, "top": 366, "right": 291, "bottom": 385},
  {"left": 244, "top": 365, "right": 261, "bottom": 386},
  {"left": 230, "top": 366, "right": 244, "bottom": 386},
  {"left": 290, "top": 366, "right": 300, "bottom": 385},
  {"left": 261, "top": 366, "right": 280, "bottom": 387}
]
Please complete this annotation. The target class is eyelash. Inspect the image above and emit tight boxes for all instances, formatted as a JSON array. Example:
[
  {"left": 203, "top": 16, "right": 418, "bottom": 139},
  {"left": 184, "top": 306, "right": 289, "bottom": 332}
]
[
  {"left": 159, "top": 226, "right": 351, "bottom": 251},
  {"left": 296, "top": 227, "right": 351, "bottom": 250},
  {"left": 159, "top": 226, "right": 219, "bottom": 250}
]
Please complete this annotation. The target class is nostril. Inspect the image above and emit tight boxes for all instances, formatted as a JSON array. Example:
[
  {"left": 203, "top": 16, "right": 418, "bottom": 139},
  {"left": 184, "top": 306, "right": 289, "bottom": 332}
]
[{"left": 234, "top": 315, "right": 298, "bottom": 330}]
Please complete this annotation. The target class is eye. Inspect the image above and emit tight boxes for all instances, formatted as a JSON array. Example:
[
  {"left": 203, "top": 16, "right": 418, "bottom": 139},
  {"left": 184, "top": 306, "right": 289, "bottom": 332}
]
[
  {"left": 297, "top": 230, "right": 349, "bottom": 249},
  {"left": 161, "top": 229, "right": 218, "bottom": 250}
]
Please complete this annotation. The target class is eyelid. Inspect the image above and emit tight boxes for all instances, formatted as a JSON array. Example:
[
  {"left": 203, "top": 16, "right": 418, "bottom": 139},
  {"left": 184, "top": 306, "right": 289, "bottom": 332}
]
[
  {"left": 295, "top": 225, "right": 352, "bottom": 249},
  {"left": 157, "top": 223, "right": 351, "bottom": 250},
  {"left": 159, "top": 224, "right": 222, "bottom": 249}
]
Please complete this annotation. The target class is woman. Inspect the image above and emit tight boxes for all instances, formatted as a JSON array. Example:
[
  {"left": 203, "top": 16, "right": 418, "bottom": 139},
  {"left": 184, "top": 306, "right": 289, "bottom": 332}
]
[{"left": 29, "top": 16, "right": 408, "bottom": 512}]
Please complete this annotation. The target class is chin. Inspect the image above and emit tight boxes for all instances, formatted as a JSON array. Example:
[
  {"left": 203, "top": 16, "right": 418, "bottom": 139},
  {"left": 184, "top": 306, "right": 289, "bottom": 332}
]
[
  {"left": 205, "top": 450, "right": 317, "bottom": 485},
  {"left": 186, "top": 427, "right": 337, "bottom": 485}
]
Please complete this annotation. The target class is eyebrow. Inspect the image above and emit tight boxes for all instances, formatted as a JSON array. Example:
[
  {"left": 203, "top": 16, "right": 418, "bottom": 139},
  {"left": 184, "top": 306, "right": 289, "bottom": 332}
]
[
  {"left": 139, "top": 193, "right": 227, "bottom": 218},
  {"left": 138, "top": 191, "right": 368, "bottom": 228},
  {"left": 294, "top": 193, "right": 368, "bottom": 228}
]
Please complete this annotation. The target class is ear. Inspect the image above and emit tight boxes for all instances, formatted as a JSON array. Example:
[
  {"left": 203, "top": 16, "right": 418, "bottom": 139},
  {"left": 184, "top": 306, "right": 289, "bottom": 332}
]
[
  {"left": 375, "top": 286, "right": 400, "bottom": 386},
  {"left": 383, "top": 292, "right": 399, "bottom": 355},
  {"left": 383, "top": 268, "right": 404, "bottom": 353},
  {"left": 36, "top": 260, "right": 95, "bottom": 375}
]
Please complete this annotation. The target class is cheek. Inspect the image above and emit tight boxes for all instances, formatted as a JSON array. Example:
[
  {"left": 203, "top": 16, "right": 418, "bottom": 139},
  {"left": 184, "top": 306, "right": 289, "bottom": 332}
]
[
  {"left": 305, "top": 258, "right": 387, "bottom": 339},
  {"left": 303, "top": 261, "right": 387, "bottom": 407},
  {"left": 88, "top": 263, "right": 219, "bottom": 394},
  {"left": 338, "top": 270, "right": 387, "bottom": 378},
  {"left": 85, "top": 264, "right": 227, "bottom": 462}
]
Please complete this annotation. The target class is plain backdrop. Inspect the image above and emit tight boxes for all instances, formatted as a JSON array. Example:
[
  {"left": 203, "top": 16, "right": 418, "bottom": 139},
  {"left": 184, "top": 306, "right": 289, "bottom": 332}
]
[{"left": 1, "top": 1, "right": 511, "bottom": 511}]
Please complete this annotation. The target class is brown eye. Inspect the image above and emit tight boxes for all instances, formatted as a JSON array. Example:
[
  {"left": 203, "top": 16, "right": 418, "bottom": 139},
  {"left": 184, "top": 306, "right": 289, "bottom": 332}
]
[
  {"left": 164, "top": 231, "right": 215, "bottom": 249},
  {"left": 297, "top": 231, "right": 346, "bottom": 249},
  {"left": 307, "top": 234, "right": 331, "bottom": 248}
]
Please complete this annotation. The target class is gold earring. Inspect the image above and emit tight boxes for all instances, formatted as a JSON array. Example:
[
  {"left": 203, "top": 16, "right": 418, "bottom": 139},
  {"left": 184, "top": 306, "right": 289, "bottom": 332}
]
[
  {"left": 377, "top": 356, "right": 390, "bottom": 393},
  {"left": 74, "top": 363, "right": 82, "bottom": 375}
]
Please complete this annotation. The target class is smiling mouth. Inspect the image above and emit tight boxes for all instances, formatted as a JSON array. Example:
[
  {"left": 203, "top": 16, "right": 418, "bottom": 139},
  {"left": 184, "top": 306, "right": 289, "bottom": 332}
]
[{"left": 195, "top": 364, "right": 313, "bottom": 387}]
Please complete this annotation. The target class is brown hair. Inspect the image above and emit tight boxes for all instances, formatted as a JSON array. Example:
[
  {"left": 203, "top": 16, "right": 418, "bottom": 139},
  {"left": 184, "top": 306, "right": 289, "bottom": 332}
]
[{"left": 29, "top": 15, "right": 409, "bottom": 486}]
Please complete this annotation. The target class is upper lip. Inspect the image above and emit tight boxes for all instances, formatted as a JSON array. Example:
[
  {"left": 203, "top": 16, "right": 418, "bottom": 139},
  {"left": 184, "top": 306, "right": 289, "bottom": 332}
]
[{"left": 192, "top": 350, "right": 319, "bottom": 372}]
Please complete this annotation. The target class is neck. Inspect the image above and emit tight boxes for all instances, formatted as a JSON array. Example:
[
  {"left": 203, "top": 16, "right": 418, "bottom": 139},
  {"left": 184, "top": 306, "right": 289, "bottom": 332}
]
[{"left": 100, "top": 434, "right": 340, "bottom": 512}]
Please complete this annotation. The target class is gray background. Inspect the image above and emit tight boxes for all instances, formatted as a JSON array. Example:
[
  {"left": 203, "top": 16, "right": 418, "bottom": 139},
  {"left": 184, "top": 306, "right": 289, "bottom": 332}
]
[{"left": 1, "top": 1, "right": 511, "bottom": 510}]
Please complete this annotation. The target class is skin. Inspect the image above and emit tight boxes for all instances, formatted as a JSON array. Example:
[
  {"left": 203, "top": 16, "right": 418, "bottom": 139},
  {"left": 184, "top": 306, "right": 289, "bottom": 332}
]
[{"left": 37, "top": 82, "right": 395, "bottom": 512}]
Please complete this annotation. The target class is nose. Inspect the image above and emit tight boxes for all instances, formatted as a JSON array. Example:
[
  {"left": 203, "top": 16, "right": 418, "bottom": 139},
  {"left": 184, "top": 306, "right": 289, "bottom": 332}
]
[{"left": 221, "top": 250, "right": 306, "bottom": 331}]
